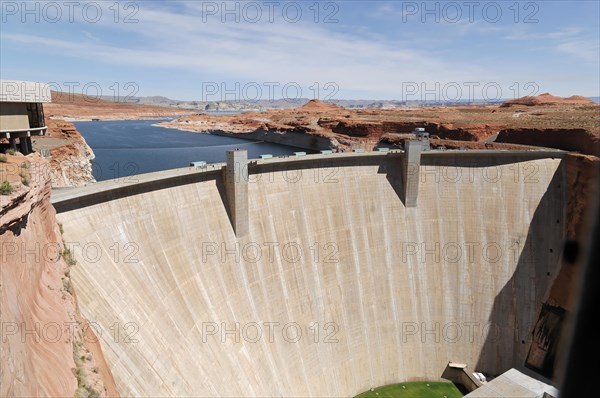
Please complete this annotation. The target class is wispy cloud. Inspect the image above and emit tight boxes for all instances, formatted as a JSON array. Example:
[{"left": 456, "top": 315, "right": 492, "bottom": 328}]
[
  {"left": 504, "top": 26, "right": 598, "bottom": 63},
  {"left": 1, "top": 1, "right": 597, "bottom": 98},
  {"left": 556, "top": 39, "right": 599, "bottom": 63},
  {"left": 81, "top": 30, "right": 101, "bottom": 42},
  {"left": 504, "top": 27, "right": 582, "bottom": 41},
  {"left": 2, "top": 3, "right": 488, "bottom": 97}
]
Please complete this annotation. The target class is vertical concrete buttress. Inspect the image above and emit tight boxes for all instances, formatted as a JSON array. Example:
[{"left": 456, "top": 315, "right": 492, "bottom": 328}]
[
  {"left": 403, "top": 141, "right": 422, "bottom": 207},
  {"left": 225, "top": 149, "right": 249, "bottom": 237}
]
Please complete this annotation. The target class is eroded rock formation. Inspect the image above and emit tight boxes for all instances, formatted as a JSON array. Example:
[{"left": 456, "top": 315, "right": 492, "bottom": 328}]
[
  {"left": 158, "top": 97, "right": 599, "bottom": 154},
  {"left": 0, "top": 154, "right": 118, "bottom": 397}
]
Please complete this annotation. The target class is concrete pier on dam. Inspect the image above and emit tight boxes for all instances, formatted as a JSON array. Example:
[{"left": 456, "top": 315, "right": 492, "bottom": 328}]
[{"left": 52, "top": 149, "right": 566, "bottom": 397}]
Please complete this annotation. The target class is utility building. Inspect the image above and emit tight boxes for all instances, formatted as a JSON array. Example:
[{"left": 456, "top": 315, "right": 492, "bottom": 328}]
[{"left": 0, "top": 80, "right": 51, "bottom": 154}]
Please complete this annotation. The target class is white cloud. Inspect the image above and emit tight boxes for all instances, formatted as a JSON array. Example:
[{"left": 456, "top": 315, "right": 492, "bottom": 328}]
[
  {"left": 556, "top": 39, "right": 600, "bottom": 63},
  {"left": 3, "top": 2, "right": 597, "bottom": 98},
  {"left": 2, "top": 3, "right": 489, "bottom": 98},
  {"left": 504, "top": 27, "right": 581, "bottom": 41},
  {"left": 81, "top": 30, "right": 101, "bottom": 42},
  {"left": 504, "top": 26, "right": 598, "bottom": 63}
]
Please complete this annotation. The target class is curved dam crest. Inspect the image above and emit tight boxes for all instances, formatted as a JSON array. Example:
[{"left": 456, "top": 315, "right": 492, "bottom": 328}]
[{"left": 54, "top": 151, "right": 565, "bottom": 397}]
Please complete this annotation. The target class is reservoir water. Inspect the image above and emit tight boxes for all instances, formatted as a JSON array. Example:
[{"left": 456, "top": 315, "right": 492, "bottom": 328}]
[{"left": 74, "top": 118, "right": 311, "bottom": 181}]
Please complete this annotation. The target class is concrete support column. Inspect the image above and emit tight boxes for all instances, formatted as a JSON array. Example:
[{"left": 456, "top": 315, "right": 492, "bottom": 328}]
[
  {"left": 25, "top": 137, "right": 33, "bottom": 154},
  {"left": 403, "top": 141, "right": 423, "bottom": 207},
  {"left": 9, "top": 138, "right": 17, "bottom": 151},
  {"left": 19, "top": 136, "right": 30, "bottom": 155},
  {"left": 224, "top": 149, "right": 249, "bottom": 237}
]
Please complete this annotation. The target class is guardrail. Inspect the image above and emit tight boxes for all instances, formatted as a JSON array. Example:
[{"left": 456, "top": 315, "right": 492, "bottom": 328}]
[
  {"left": 0, "top": 126, "right": 48, "bottom": 138},
  {"left": 51, "top": 149, "right": 566, "bottom": 213}
]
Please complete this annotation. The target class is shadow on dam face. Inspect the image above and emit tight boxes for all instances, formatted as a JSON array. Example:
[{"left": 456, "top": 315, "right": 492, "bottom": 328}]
[
  {"left": 475, "top": 166, "right": 564, "bottom": 375},
  {"left": 55, "top": 153, "right": 566, "bottom": 397}
]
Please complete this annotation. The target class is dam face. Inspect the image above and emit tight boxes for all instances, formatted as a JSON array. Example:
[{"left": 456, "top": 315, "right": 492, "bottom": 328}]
[{"left": 56, "top": 152, "right": 565, "bottom": 397}]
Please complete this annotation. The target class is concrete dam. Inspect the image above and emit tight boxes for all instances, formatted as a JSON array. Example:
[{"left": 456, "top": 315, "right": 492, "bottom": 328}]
[{"left": 52, "top": 149, "right": 566, "bottom": 397}]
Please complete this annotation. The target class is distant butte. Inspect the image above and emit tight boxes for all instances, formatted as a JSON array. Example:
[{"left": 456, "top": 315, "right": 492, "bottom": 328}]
[
  {"left": 299, "top": 99, "right": 345, "bottom": 112},
  {"left": 500, "top": 92, "right": 596, "bottom": 107}
]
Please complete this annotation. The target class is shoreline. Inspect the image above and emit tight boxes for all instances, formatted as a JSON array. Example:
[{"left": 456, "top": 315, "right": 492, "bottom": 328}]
[
  {"left": 50, "top": 115, "right": 187, "bottom": 122},
  {"left": 155, "top": 121, "right": 338, "bottom": 152}
]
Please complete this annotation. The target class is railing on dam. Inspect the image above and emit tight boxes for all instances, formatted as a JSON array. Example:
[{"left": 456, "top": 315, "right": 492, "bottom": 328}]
[
  {"left": 51, "top": 149, "right": 567, "bottom": 224},
  {"left": 51, "top": 151, "right": 404, "bottom": 212}
]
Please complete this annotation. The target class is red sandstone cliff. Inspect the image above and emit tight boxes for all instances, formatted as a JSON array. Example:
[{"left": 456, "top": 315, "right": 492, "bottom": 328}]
[
  {"left": 158, "top": 96, "right": 599, "bottom": 153},
  {"left": 38, "top": 119, "right": 97, "bottom": 187},
  {"left": 37, "top": 90, "right": 191, "bottom": 188},
  {"left": 0, "top": 153, "right": 118, "bottom": 397},
  {"left": 495, "top": 128, "right": 599, "bottom": 157}
]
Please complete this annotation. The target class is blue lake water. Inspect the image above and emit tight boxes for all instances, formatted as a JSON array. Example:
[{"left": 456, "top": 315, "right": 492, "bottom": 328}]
[{"left": 74, "top": 118, "right": 310, "bottom": 181}]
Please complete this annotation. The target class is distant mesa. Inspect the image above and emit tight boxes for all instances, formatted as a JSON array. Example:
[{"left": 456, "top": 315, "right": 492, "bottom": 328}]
[
  {"left": 501, "top": 92, "right": 596, "bottom": 107},
  {"left": 300, "top": 99, "right": 345, "bottom": 111}
]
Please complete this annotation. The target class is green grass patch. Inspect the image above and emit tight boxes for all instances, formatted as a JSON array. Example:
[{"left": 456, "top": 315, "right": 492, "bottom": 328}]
[
  {"left": 72, "top": 340, "right": 100, "bottom": 398},
  {"left": 62, "top": 246, "right": 77, "bottom": 267},
  {"left": 0, "top": 155, "right": 7, "bottom": 163},
  {"left": 6, "top": 149, "right": 17, "bottom": 155},
  {"left": 356, "top": 382, "right": 463, "bottom": 398},
  {"left": 20, "top": 171, "right": 30, "bottom": 187},
  {"left": 0, "top": 181, "right": 14, "bottom": 195}
]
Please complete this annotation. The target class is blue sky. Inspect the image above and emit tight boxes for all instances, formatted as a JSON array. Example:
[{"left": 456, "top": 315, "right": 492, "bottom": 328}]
[{"left": 1, "top": 1, "right": 598, "bottom": 101}]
